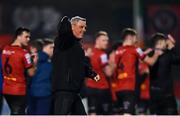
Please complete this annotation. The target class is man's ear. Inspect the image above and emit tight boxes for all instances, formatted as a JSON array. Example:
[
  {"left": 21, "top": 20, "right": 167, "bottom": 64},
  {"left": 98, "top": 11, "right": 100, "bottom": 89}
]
[
  {"left": 71, "top": 24, "right": 74, "bottom": 31},
  {"left": 16, "top": 35, "right": 21, "bottom": 41}
]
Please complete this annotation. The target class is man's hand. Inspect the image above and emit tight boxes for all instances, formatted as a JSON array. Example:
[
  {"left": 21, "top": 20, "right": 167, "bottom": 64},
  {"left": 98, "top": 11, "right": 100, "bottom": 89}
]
[
  {"left": 155, "top": 49, "right": 164, "bottom": 56},
  {"left": 93, "top": 75, "right": 100, "bottom": 82},
  {"left": 168, "top": 34, "right": 176, "bottom": 44},
  {"left": 167, "top": 34, "right": 176, "bottom": 50},
  {"left": 144, "top": 48, "right": 153, "bottom": 55},
  {"left": 31, "top": 53, "right": 38, "bottom": 65}
]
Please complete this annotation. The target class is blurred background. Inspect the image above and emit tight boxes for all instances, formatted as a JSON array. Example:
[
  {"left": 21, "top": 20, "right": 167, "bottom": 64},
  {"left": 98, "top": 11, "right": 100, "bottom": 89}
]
[{"left": 0, "top": 0, "right": 179, "bottom": 114}]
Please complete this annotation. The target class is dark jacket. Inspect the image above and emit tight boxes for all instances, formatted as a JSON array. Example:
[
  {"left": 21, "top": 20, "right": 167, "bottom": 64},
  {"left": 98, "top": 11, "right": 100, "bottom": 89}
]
[
  {"left": 30, "top": 51, "right": 52, "bottom": 97},
  {"left": 150, "top": 49, "right": 180, "bottom": 95},
  {"left": 52, "top": 16, "right": 96, "bottom": 93}
]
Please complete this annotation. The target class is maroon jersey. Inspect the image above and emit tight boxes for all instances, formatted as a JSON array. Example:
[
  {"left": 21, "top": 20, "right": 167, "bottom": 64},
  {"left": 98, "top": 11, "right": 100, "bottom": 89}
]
[
  {"left": 115, "top": 45, "right": 145, "bottom": 91},
  {"left": 86, "top": 48, "right": 109, "bottom": 89},
  {"left": 1, "top": 45, "right": 32, "bottom": 95},
  {"left": 139, "top": 62, "right": 150, "bottom": 100}
]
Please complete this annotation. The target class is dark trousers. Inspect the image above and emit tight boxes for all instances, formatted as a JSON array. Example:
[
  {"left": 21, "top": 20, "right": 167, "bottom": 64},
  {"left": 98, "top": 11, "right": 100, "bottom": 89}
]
[
  {"left": 54, "top": 91, "right": 86, "bottom": 115},
  {"left": 150, "top": 93, "right": 178, "bottom": 115},
  {"left": 116, "top": 91, "right": 136, "bottom": 114},
  {"left": 4, "top": 94, "right": 26, "bottom": 115},
  {"left": 28, "top": 95, "right": 52, "bottom": 115}
]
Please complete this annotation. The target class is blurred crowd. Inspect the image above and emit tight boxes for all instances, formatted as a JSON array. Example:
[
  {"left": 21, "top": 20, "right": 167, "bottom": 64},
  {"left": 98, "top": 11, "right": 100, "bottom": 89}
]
[{"left": 0, "top": 16, "right": 179, "bottom": 115}]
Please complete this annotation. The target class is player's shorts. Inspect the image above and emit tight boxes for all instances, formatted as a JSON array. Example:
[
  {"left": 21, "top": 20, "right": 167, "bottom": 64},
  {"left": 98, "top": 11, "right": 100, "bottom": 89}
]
[
  {"left": 116, "top": 90, "right": 136, "bottom": 114},
  {"left": 86, "top": 87, "right": 112, "bottom": 115},
  {"left": 112, "top": 101, "right": 122, "bottom": 114},
  {"left": 137, "top": 99, "right": 149, "bottom": 114}
]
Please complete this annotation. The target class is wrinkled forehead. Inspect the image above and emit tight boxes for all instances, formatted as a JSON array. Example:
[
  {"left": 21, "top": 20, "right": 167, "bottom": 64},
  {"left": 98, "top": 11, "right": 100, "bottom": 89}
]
[{"left": 74, "top": 20, "right": 86, "bottom": 26}]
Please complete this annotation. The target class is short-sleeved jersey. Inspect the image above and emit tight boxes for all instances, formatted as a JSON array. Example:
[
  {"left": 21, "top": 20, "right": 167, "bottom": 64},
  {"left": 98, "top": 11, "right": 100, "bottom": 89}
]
[
  {"left": 138, "top": 62, "right": 150, "bottom": 100},
  {"left": 86, "top": 48, "right": 109, "bottom": 89},
  {"left": 115, "top": 45, "right": 144, "bottom": 91},
  {"left": 1, "top": 45, "right": 32, "bottom": 95}
]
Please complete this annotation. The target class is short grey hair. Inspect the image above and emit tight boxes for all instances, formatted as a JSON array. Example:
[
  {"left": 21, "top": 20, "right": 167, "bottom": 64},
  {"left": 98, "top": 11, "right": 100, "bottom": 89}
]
[{"left": 70, "top": 16, "right": 86, "bottom": 25}]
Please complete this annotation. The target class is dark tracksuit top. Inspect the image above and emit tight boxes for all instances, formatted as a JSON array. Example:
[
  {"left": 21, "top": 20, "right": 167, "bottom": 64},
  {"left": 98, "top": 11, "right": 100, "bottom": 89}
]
[
  {"left": 150, "top": 49, "right": 180, "bottom": 95},
  {"left": 51, "top": 16, "right": 96, "bottom": 93}
]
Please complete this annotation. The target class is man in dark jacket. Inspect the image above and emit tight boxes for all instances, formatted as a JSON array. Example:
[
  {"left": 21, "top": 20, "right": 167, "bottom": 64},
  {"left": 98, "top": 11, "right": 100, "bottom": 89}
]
[
  {"left": 52, "top": 16, "right": 100, "bottom": 115},
  {"left": 149, "top": 33, "right": 180, "bottom": 115}
]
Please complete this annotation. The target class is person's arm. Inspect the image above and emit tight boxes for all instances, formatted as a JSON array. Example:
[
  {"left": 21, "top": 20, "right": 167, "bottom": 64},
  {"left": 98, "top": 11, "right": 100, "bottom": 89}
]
[
  {"left": 84, "top": 56, "right": 100, "bottom": 81},
  {"left": 55, "top": 16, "right": 74, "bottom": 50},
  {"left": 144, "top": 49, "right": 163, "bottom": 66},
  {"left": 27, "top": 66, "right": 36, "bottom": 77},
  {"left": 135, "top": 47, "right": 159, "bottom": 66},
  {"left": 24, "top": 52, "right": 37, "bottom": 77}
]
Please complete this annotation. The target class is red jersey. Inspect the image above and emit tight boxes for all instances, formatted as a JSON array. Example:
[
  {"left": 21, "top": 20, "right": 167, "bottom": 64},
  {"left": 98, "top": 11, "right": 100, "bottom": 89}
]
[
  {"left": 111, "top": 80, "right": 118, "bottom": 102},
  {"left": 86, "top": 48, "right": 109, "bottom": 89},
  {"left": 1, "top": 45, "right": 32, "bottom": 95},
  {"left": 115, "top": 45, "right": 145, "bottom": 91},
  {"left": 138, "top": 62, "right": 150, "bottom": 100}
]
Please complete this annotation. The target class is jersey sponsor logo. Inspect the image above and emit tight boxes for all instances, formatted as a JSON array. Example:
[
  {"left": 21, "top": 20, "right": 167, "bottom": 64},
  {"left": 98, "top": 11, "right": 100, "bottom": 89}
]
[
  {"left": 118, "top": 72, "right": 128, "bottom": 80},
  {"left": 25, "top": 53, "right": 32, "bottom": 64},
  {"left": 100, "top": 54, "right": 108, "bottom": 64}
]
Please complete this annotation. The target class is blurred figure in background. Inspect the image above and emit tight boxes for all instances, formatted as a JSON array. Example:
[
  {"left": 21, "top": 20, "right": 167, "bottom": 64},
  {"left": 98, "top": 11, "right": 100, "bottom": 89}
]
[
  {"left": 107, "top": 42, "right": 122, "bottom": 114},
  {"left": 28, "top": 39, "right": 54, "bottom": 115},
  {"left": 114, "top": 28, "right": 142, "bottom": 115},
  {"left": 135, "top": 39, "right": 150, "bottom": 115},
  {"left": 1, "top": 27, "right": 37, "bottom": 114},
  {"left": 149, "top": 33, "right": 180, "bottom": 115},
  {"left": 137, "top": 60, "right": 150, "bottom": 115},
  {"left": 114, "top": 28, "right": 158, "bottom": 115},
  {"left": 29, "top": 39, "right": 44, "bottom": 55},
  {"left": 27, "top": 39, "right": 44, "bottom": 92},
  {"left": 86, "top": 31, "right": 112, "bottom": 115}
]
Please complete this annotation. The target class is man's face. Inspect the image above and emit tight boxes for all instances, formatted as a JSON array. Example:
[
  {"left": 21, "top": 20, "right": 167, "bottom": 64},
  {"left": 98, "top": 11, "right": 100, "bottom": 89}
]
[
  {"left": 97, "top": 35, "right": 109, "bottom": 50},
  {"left": 132, "top": 35, "right": 138, "bottom": 45},
  {"left": 72, "top": 20, "right": 86, "bottom": 39},
  {"left": 126, "top": 35, "right": 137, "bottom": 45},
  {"left": 44, "top": 43, "right": 54, "bottom": 58},
  {"left": 155, "top": 39, "right": 166, "bottom": 50},
  {"left": 18, "top": 31, "right": 31, "bottom": 46}
]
